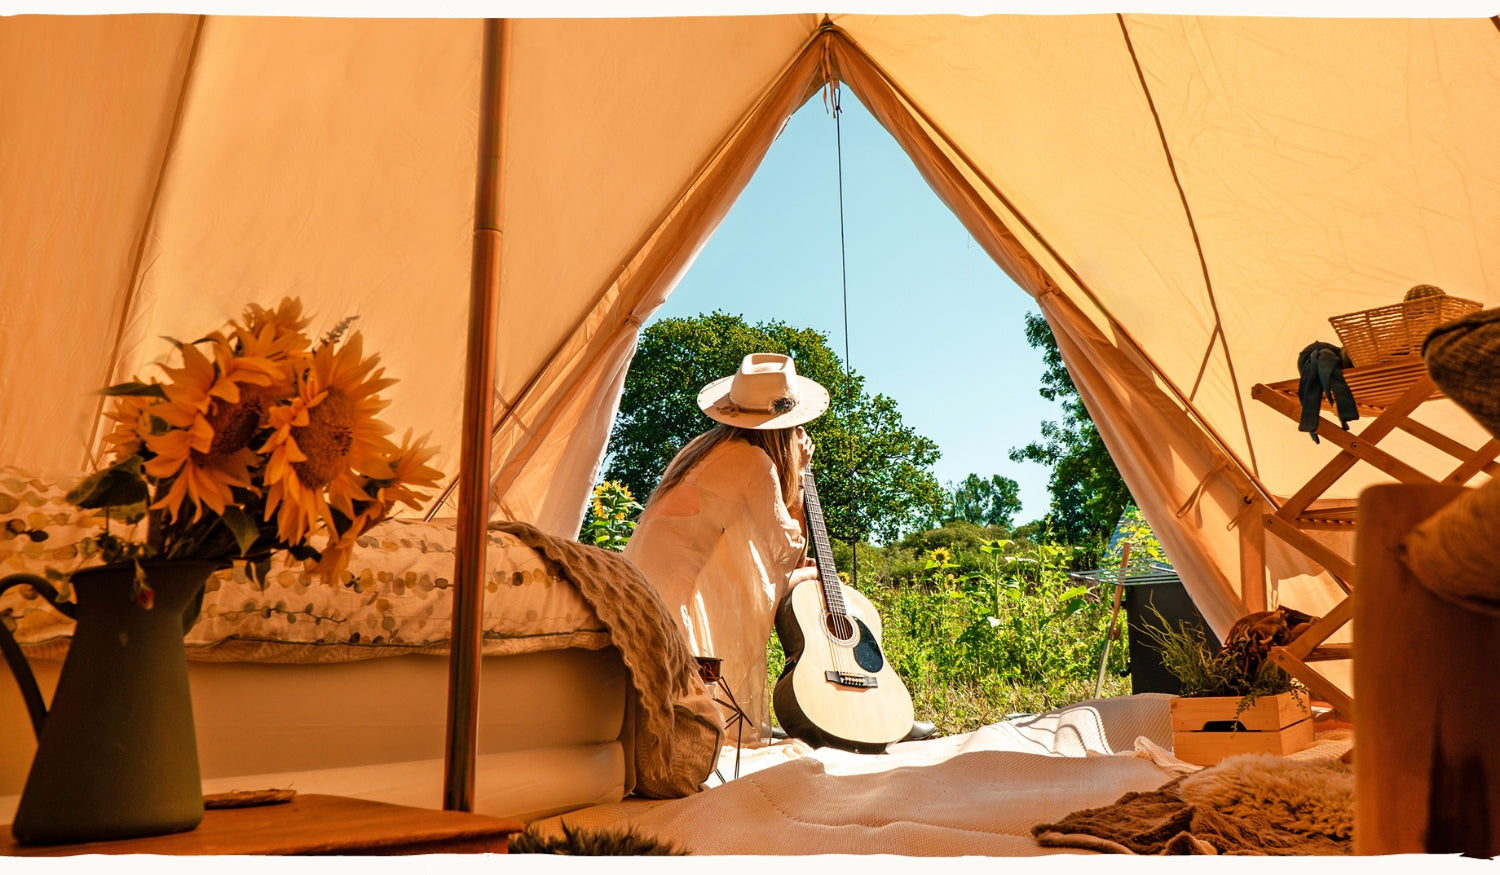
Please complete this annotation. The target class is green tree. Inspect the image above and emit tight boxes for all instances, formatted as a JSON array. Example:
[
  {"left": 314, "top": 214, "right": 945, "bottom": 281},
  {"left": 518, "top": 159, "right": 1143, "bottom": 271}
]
[
  {"left": 1008, "top": 311, "right": 1132, "bottom": 549},
  {"left": 944, "top": 473, "right": 1021, "bottom": 529},
  {"left": 605, "top": 311, "right": 944, "bottom": 544}
]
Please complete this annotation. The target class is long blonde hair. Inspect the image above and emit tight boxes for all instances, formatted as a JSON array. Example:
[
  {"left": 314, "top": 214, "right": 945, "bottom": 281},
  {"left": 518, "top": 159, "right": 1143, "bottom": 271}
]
[{"left": 649, "top": 424, "right": 803, "bottom": 510}]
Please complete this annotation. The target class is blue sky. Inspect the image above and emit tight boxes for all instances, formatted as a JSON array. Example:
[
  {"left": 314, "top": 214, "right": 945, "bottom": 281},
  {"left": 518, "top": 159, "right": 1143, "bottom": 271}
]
[{"left": 647, "top": 88, "right": 1065, "bottom": 524}]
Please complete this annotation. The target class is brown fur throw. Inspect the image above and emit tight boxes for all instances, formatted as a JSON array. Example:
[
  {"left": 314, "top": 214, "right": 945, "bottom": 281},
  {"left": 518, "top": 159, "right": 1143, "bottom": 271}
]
[
  {"left": 509, "top": 823, "right": 687, "bottom": 856},
  {"left": 1031, "top": 753, "right": 1352, "bottom": 855}
]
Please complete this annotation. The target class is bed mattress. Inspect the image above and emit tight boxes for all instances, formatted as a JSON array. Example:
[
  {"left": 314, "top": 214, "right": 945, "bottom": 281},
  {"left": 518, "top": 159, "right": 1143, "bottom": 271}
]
[
  {"left": 0, "top": 466, "right": 715, "bottom": 822},
  {"left": 1, "top": 645, "right": 629, "bottom": 822}
]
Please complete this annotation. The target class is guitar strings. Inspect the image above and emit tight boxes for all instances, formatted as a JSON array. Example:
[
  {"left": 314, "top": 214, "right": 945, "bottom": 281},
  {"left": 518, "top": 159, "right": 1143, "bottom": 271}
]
[
  {"left": 807, "top": 480, "right": 858, "bottom": 677},
  {"left": 809, "top": 485, "right": 847, "bottom": 673}
]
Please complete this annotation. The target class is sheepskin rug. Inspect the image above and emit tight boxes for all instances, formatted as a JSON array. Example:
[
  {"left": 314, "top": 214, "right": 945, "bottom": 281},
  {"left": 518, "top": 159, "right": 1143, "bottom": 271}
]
[{"left": 1178, "top": 753, "right": 1353, "bottom": 841}]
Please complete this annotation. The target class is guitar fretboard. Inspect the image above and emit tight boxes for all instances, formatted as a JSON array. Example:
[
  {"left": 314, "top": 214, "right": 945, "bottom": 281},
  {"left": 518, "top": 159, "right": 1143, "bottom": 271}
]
[{"left": 801, "top": 473, "right": 848, "bottom": 618}]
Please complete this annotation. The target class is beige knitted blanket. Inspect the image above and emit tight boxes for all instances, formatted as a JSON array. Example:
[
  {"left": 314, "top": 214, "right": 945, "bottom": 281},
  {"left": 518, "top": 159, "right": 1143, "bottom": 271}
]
[{"left": 490, "top": 521, "right": 723, "bottom": 799}]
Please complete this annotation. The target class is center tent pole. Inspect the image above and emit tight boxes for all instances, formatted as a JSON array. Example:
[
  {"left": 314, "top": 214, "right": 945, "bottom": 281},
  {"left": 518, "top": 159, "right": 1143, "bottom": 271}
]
[{"left": 444, "top": 17, "right": 511, "bottom": 813}]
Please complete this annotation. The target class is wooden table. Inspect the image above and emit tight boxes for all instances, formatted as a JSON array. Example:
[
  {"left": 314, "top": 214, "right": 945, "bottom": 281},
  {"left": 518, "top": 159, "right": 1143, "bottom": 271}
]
[{"left": 1, "top": 794, "right": 522, "bottom": 856}]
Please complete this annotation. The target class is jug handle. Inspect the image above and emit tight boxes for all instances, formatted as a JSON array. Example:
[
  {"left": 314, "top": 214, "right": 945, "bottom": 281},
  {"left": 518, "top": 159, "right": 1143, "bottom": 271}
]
[{"left": 0, "top": 573, "right": 76, "bottom": 739}]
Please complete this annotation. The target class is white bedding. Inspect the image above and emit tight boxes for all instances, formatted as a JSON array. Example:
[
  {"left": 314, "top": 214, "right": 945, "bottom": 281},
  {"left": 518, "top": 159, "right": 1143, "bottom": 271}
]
[
  {"left": 183, "top": 519, "right": 609, "bottom": 662},
  {"left": 1, "top": 646, "right": 632, "bottom": 822}
]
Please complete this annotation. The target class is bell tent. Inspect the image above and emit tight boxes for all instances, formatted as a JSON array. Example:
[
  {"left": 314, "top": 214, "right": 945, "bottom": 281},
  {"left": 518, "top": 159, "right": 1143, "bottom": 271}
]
[{"left": 1, "top": 11, "right": 1497, "bottom": 837}]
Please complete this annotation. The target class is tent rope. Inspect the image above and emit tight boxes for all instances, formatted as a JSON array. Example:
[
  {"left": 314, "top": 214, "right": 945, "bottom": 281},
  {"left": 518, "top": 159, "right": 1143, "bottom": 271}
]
[{"left": 831, "top": 82, "right": 859, "bottom": 587}]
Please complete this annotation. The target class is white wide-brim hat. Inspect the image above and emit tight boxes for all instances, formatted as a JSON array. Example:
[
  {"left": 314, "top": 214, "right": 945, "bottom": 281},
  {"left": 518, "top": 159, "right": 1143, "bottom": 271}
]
[{"left": 697, "top": 352, "right": 830, "bottom": 430}]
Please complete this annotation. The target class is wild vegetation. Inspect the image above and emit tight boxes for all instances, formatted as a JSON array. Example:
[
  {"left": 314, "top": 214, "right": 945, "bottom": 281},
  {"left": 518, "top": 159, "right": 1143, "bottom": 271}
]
[{"left": 788, "top": 532, "right": 1138, "bottom": 733}]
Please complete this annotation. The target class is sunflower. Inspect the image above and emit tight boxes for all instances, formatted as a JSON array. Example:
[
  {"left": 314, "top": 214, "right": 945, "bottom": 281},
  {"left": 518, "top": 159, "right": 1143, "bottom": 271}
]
[
  {"left": 308, "top": 431, "right": 441, "bottom": 582},
  {"left": 74, "top": 296, "right": 445, "bottom": 573},
  {"left": 237, "top": 297, "right": 312, "bottom": 349},
  {"left": 258, "top": 331, "right": 399, "bottom": 545},
  {"left": 141, "top": 339, "right": 277, "bottom": 523},
  {"left": 190, "top": 300, "right": 311, "bottom": 459},
  {"left": 148, "top": 340, "right": 220, "bottom": 428},
  {"left": 310, "top": 522, "right": 365, "bottom": 583},
  {"left": 204, "top": 384, "right": 270, "bottom": 456},
  {"left": 375, "top": 430, "right": 444, "bottom": 512},
  {"left": 150, "top": 447, "right": 257, "bottom": 524},
  {"left": 101, "top": 393, "right": 153, "bottom": 461}
]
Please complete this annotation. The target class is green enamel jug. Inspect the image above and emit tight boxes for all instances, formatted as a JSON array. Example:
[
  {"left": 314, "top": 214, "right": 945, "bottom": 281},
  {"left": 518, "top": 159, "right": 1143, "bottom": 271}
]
[{"left": 1, "top": 560, "right": 216, "bottom": 845}]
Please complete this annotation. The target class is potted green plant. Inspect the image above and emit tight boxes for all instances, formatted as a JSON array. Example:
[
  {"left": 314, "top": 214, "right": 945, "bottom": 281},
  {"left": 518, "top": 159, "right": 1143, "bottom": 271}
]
[{"left": 1139, "top": 605, "right": 1315, "bottom": 765}]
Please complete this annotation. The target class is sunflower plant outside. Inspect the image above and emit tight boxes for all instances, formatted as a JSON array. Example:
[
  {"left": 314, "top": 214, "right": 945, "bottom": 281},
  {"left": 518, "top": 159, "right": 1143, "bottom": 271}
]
[
  {"left": 66, "top": 297, "right": 443, "bottom": 606},
  {"left": 580, "top": 481, "right": 641, "bottom": 552}
]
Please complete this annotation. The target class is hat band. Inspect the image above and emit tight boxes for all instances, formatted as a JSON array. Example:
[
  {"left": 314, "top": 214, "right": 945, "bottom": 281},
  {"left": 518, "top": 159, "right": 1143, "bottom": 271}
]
[{"left": 716, "top": 393, "right": 799, "bottom": 416}]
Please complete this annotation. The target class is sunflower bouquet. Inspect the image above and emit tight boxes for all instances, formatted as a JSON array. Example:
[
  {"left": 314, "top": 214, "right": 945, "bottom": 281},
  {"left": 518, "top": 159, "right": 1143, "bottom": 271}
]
[{"left": 66, "top": 297, "right": 442, "bottom": 605}]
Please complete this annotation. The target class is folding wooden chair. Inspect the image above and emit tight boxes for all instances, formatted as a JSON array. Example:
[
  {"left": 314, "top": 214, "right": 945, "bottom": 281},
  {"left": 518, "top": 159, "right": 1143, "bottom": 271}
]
[{"left": 1248, "top": 359, "right": 1500, "bottom": 716}]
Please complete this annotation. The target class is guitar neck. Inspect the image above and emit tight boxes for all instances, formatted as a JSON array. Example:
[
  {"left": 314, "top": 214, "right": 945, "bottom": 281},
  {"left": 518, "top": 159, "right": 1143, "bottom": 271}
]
[{"left": 801, "top": 473, "right": 848, "bottom": 616}]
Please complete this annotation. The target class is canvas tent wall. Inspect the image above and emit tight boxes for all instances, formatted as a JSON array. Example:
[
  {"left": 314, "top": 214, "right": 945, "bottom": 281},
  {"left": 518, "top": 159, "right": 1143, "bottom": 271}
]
[{"left": 3, "top": 14, "right": 1498, "bottom": 689}]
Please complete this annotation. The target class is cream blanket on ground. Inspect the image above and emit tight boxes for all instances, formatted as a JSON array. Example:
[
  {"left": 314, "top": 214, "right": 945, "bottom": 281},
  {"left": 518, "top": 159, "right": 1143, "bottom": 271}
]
[
  {"left": 490, "top": 521, "right": 723, "bottom": 800},
  {"left": 533, "top": 694, "right": 1188, "bottom": 855},
  {"left": 533, "top": 695, "right": 1355, "bottom": 856}
]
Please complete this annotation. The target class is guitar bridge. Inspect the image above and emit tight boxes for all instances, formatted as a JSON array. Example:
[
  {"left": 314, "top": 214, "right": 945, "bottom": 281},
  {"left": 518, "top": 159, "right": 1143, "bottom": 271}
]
[{"left": 824, "top": 670, "right": 878, "bottom": 689}]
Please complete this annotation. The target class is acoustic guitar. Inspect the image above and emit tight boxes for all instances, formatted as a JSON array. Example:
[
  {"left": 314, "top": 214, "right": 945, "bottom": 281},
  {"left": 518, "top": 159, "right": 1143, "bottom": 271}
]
[{"left": 773, "top": 473, "right": 914, "bottom": 752}]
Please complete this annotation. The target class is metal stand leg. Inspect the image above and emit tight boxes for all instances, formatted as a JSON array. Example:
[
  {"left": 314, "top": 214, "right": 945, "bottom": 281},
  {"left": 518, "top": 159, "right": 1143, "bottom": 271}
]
[
  {"left": 695, "top": 656, "right": 750, "bottom": 781},
  {"left": 714, "top": 680, "right": 748, "bottom": 779}
]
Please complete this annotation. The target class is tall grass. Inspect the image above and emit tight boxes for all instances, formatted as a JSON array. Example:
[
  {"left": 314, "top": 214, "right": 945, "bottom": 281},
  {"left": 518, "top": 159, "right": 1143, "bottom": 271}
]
[{"left": 770, "top": 534, "right": 1134, "bottom": 735}]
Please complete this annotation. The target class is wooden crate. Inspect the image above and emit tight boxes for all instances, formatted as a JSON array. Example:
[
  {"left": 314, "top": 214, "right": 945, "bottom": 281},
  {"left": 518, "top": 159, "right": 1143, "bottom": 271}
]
[{"left": 1170, "top": 692, "right": 1314, "bottom": 766}]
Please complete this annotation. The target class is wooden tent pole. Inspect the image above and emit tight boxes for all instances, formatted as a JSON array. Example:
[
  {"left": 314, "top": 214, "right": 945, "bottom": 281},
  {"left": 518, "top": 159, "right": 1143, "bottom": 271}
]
[
  {"left": 444, "top": 17, "right": 511, "bottom": 813},
  {"left": 1093, "top": 542, "right": 1131, "bottom": 699}
]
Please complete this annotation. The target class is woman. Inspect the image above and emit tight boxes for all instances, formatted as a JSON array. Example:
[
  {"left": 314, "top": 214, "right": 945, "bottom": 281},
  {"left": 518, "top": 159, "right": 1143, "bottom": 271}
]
[{"left": 624, "top": 352, "right": 826, "bottom": 742}]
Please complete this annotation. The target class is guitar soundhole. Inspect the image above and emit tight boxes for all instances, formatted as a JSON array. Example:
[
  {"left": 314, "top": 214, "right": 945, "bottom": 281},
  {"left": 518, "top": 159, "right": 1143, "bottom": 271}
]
[{"left": 823, "top": 613, "right": 856, "bottom": 642}]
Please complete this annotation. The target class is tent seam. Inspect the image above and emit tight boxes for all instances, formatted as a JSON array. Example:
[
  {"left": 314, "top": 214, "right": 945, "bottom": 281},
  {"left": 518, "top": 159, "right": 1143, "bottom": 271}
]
[
  {"left": 483, "top": 30, "right": 829, "bottom": 501},
  {"left": 828, "top": 23, "right": 1267, "bottom": 500},
  {"left": 83, "top": 14, "right": 207, "bottom": 471},
  {"left": 1188, "top": 323, "right": 1221, "bottom": 402},
  {"left": 1116, "top": 13, "right": 1259, "bottom": 479}
]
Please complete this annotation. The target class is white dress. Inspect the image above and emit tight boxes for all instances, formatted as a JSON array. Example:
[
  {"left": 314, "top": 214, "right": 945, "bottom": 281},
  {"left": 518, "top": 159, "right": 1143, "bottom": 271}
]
[{"left": 623, "top": 439, "right": 806, "bottom": 740}]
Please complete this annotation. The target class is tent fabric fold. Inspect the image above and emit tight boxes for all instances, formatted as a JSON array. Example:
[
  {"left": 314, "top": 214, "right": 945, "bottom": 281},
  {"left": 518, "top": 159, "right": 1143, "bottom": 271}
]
[
  {"left": 476, "top": 20, "right": 830, "bottom": 534},
  {"left": 4, "top": 13, "right": 1498, "bottom": 678}
]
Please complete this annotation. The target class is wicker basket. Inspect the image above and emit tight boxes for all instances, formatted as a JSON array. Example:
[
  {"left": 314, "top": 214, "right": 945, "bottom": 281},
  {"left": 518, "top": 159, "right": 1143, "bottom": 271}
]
[{"left": 1329, "top": 291, "right": 1482, "bottom": 367}]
